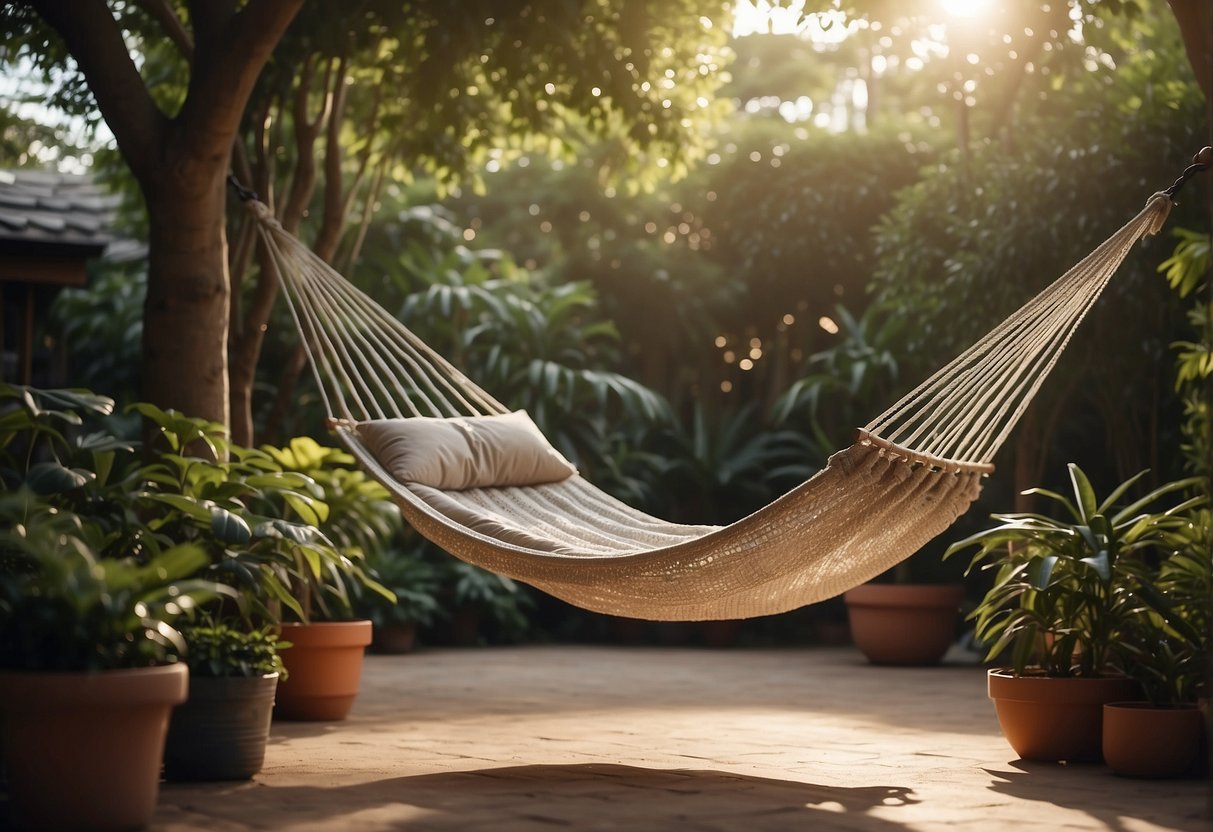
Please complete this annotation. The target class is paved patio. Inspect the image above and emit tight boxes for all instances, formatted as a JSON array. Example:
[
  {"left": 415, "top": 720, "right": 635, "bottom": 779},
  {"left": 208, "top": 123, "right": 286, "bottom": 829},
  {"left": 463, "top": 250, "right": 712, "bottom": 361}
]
[{"left": 156, "top": 646, "right": 1208, "bottom": 831}]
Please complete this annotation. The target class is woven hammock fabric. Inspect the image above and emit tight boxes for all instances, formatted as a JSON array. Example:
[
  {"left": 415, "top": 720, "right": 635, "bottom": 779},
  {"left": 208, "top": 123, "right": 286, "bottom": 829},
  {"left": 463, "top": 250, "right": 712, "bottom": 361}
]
[{"left": 250, "top": 192, "right": 1172, "bottom": 620}]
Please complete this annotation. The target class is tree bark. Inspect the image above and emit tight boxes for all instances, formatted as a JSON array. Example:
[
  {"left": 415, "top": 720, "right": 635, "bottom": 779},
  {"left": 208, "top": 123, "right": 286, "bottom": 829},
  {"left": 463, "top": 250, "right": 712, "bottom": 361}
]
[
  {"left": 28, "top": 0, "right": 303, "bottom": 431},
  {"left": 142, "top": 176, "right": 231, "bottom": 425},
  {"left": 1163, "top": 2, "right": 1213, "bottom": 779}
]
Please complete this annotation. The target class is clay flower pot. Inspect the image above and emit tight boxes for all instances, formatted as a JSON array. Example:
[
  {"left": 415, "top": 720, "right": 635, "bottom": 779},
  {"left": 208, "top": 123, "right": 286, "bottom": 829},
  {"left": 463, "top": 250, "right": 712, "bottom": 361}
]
[
  {"left": 1102, "top": 702, "right": 1205, "bottom": 778},
  {"left": 371, "top": 622, "right": 418, "bottom": 654},
  {"left": 987, "top": 669, "right": 1138, "bottom": 762},
  {"left": 163, "top": 673, "right": 279, "bottom": 781},
  {"left": 275, "top": 620, "right": 372, "bottom": 721},
  {"left": 843, "top": 583, "right": 964, "bottom": 665},
  {"left": 0, "top": 663, "right": 188, "bottom": 831}
]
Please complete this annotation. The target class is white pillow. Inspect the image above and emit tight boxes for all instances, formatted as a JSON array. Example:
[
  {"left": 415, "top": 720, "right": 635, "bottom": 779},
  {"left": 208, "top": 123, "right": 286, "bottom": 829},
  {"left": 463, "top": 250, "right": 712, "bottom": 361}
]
[{"left": 356, "top": 410, "right": 577, "bottom": 490}]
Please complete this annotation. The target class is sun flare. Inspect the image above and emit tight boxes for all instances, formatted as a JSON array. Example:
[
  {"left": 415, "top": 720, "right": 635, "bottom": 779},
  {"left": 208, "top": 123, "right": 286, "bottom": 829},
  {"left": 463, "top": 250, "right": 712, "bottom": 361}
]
[{"left": 939, "top": 0, "right": 995, "bottom": 19}]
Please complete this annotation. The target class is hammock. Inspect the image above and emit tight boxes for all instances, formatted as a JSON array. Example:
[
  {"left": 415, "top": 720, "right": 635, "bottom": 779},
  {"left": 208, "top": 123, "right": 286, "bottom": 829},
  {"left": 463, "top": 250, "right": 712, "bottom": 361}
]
[{"left": 240, "top": 160, "right": 1199, "bottom": 622}]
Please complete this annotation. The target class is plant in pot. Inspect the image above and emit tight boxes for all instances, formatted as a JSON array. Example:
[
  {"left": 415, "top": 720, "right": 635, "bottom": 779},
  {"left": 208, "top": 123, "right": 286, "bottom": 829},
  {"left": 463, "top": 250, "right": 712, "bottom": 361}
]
[
  {"left": 129, "top": 406, "right": 393, "bottom": 725},
  {"left": 358, "top": 538, "right": 443, "bottom": 654},
  {"left": 437, "top": 560, "right": 533, "bottom": 646},
  {"left": 161, "top": 620, "right": 288, "bottom": 781},
  {"left": 946, "top": 464, "right": 1203, "bottom": 763},
  {"left": 774, "top": 306, "right": 965, "bottom": 665},
  {"left": 0, "top": 494, "right": 224, "bottom": 831},
  {"left": 259, "top": 436, "right": 397, "bottom": 720},
  {"left": 1103, "top": 506, "right": 1209, "bottom": 778},
  {"left": 1, "top": 388, "right": 315, "bottom": 783}
]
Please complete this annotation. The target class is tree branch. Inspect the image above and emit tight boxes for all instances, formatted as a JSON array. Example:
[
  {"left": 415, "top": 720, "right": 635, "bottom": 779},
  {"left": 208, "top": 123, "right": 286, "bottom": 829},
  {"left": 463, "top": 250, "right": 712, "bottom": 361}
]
[
  {"left": 179, "top": 0, "right": 303, "bottom": 160},
  {"left": 281, "top": 54, "right": 326, "bottom": 233},
  {"left": 136, "top": 0, "right": 194, "bottom": 63},
  {"left": 1168, "top": 0, "right": 1213, "bottom": 102},
  {"left": 26, "top": 0, "right": 168, "bottom": 183}
]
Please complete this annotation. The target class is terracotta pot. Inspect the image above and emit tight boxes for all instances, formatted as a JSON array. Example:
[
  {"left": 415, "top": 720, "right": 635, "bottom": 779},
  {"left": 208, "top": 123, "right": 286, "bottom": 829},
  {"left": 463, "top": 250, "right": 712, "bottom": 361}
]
[
  {"left": 0, "top": 663, "right": 188, "bottom": 831},
  {"left": 987, "top": 669, "right": 1138, "bottom": 762},
  {"left": 699, "top": 619, "right": 743, "bottom": 648},
  {"left": 275, "top": 620, "right": 372, "bottom": 721},
  {"left": 607, "top": 616, "right": 648, "bottom": 645},
  {"left": 163, "top": 673, "right": 279, "bottom": 781},
  {"left": 1103, "top": 702, "right": 1205, "bottom": 778},
  {"left": 372, "top": 622, "right": 418, "bottom": 654},
  {"left": 843, "top": 583, "right": 964, "bottom": 665}
]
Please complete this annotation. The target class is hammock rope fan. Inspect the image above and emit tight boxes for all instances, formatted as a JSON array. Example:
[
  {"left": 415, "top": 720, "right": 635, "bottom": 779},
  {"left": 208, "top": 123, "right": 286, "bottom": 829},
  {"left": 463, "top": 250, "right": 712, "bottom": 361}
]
[{"left": 232, "top": 151, "right": 1209, "bottom": 622}]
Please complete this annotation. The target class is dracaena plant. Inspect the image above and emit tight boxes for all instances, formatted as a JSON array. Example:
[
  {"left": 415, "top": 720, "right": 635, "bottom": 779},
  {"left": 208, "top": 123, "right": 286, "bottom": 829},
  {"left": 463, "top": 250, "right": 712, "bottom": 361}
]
[
  {"left": 1118, "top": 508, "right": 1210, "bottom": 705},
  {"left": 945, "top": 464, "right": 1204, "bottom": 678}
]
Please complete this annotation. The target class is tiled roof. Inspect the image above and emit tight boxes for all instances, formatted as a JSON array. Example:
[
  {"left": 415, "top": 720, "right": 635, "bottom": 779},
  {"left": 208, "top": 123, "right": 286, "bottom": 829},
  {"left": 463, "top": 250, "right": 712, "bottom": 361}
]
[{"left": 0, "top": 169, "right": 138, "bottom": 259}]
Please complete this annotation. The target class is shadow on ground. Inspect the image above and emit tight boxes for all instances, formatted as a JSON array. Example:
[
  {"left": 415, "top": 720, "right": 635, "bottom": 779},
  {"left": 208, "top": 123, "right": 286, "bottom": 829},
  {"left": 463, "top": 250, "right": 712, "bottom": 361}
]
[
  {"left": 160, "top": 763, "right": 921, "bottom": 830},
  {"left": 982, "top": 762, "right": 1211, "bottom": 832}
]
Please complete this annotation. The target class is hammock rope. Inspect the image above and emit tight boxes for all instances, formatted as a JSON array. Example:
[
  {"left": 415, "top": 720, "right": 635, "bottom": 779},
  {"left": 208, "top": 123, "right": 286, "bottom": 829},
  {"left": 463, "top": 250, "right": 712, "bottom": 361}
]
[{"left": 233, "top": 152, "right": 1207, "bottom": 621}]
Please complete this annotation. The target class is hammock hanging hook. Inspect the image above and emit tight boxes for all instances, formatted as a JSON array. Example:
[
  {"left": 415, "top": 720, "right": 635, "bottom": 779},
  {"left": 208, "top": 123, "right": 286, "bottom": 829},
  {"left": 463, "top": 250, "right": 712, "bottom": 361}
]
[{"left": 1162, "top": 146, "right": 1213, "bottom": 199}]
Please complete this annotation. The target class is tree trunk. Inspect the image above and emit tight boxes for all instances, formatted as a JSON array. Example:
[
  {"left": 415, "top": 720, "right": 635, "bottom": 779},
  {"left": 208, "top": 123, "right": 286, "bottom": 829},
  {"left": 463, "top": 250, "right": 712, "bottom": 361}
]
[
  {"left": 28, "top": 0, "right": 303, "bottom": 440},
  {"left": 1163, "top": 1, "right": 1213, "bottom": 781},
  {"left": 142, "top": 174, "right": 231, "bottom": 426}
]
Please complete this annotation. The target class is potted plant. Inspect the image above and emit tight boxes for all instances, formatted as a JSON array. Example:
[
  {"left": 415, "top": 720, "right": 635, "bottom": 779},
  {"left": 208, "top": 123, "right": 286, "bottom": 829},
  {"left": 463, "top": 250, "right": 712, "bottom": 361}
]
[
  {"left": 359, "top": 541, "right": 443, "bottom": 654},
  {"left": 162, "top": 621, "right": 287, "bottom": 781},
  {"left": 436, "top": 560, "right": 533, "bottom": 646},
  {"left": 121, "top": 409, "right": 395, "bottom": 722},
  {"left": 842, "top": 579, "right": 966, "bottom": 666},
  {"left": 1103, "top": 507, "right": 1209, "bottom": 778},
  {"left": 947, "top": 464, "right": 1202, "bottom": 762},
  {"left": 260, "top": 437, "right": 396, "bottom": 720},
  {"left": 773, "top": 307, "right": 965, "bottom": 665},
  {"left": 0, "top": 494, "right": 224, "bottom": 831}
]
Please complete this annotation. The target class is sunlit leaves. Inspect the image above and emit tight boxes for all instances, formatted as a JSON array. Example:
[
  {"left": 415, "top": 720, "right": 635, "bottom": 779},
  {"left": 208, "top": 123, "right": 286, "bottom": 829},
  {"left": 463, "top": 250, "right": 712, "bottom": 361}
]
[{"left": 945, "top": 464, "right": 1206, "bottom": 679}]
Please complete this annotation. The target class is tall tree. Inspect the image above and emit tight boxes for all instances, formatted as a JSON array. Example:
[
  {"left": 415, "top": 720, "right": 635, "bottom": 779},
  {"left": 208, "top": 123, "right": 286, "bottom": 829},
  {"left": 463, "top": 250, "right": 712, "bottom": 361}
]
[
  {"left": 7, "top": 1, "right": 304, "bottom": 428},
  {"left": 5, "top": 1, "right": 731, "bottom": 440},
  {"left": 225, "top": 1, "right": 731, "bottom": 443}
]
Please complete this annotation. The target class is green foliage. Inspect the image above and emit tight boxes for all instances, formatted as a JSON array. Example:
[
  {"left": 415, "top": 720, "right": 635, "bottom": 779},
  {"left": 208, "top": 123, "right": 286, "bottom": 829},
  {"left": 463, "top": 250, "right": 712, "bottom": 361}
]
[
  {"left": 1157, "top": 229, "right": 1212, "bottom": 477},
  {"left": 177, "top": 622, "right": 288, "bottom": 680},
  {"left": 254, "top": 1, "right": 731, "bottom": 194},
  {"left": 131, "top": 405, "right": 396, "bottom": 622},
  {"left": 0, "top": 409, "right": 229, "bottom": 679},
  {"left": 0, "top": 385, "right": 393, "bottom": 633},
  {"left": 0, "top": 496, "right": 226, "bottom": 672},
  {"left": 1157, "top": 228, "right": 1209, "bottom": 300},
  {"left": 357, "top": 542, "right": 444, "bottom": 630},
  {"left": 658, "top": 402, "right": 818, "bottom": 523},
  {"left": 261, "top": 436, "right": 402, "bottom": 563},
  {"left": 47, "top": 263, "right": 145, "bottom": 404},
  {"left": 947, "top": 464, "right": 1205, "bottom": 678},
  {"left": 444, "top": 561, "right": 533, "bottom": 643},
  {"left": 700, "top": 126, "right": 935, "bottom": 321},
  {"left": 380, "top": 213, "right": 674, "bottom": 494},
  {"left": 774, "top": 303, "right": 904, "bottom": 453},
  {"left": 1118, "top": 509, "right": 1210, "bottom": 704}
]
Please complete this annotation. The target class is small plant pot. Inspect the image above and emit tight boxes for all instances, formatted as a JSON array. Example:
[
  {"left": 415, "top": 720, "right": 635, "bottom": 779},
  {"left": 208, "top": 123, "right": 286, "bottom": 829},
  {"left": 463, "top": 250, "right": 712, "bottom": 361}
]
[
  {"left": 987, "top": 669, "right": 1138, "bottom": 762},
  {"left": 1102, "top": 702, "right": 1205, "bottom": 778},
  {"left": 843, "top": 583, "right": 964, "bottom": 666},
  {"left": 275, "top": 620, "right": 372, "bottom": 721},
  {"left": 699, "top": 619, "right": 743, "bottom": 648},
  {"left": 0, "top": 663, "right": 188, "bottom": 831},
  {"left": 372, "top": 622, "right": 418, "bottom": 654},
  {"left": 163, "top": 673, "right": 279, "bottom": 781}
]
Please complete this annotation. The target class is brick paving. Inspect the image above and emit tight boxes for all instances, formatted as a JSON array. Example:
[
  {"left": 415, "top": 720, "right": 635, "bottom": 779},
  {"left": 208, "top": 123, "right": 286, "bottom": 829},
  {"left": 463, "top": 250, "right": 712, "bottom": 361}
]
[{"left": 156, "top": 646, "right": 1209, "bottom": 831}]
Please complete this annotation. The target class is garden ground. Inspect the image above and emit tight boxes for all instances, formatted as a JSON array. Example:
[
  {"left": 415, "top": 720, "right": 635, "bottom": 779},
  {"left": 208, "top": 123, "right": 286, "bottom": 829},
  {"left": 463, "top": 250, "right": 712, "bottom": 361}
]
[{"left": 157, "top": 645, "right": 1208, "bottom": 831}]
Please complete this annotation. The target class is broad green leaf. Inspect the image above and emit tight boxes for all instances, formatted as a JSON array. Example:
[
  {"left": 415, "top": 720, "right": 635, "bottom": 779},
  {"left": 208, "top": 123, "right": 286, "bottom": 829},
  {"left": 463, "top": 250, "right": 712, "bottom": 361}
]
[
  {"left": 26, "top": 461, "right": 93, "bottom": 494},
  {"left": 210, "top": 506, "right": 252, "bottom": 545}
]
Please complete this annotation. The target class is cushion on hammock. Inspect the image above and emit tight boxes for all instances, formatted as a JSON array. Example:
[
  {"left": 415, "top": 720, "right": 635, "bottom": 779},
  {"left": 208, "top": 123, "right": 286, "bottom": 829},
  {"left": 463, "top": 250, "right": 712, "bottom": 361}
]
[{"left": 356, "top": 410, "right": 577, "bottom": 490}]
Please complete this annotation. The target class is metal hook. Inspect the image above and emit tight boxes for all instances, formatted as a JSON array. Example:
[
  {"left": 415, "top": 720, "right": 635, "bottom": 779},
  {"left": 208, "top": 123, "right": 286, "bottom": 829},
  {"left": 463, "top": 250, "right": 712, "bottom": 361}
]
[{"left": 1162, "top": 146, "right": 1213, "bottom": 199}]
